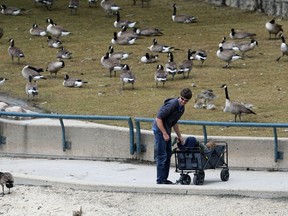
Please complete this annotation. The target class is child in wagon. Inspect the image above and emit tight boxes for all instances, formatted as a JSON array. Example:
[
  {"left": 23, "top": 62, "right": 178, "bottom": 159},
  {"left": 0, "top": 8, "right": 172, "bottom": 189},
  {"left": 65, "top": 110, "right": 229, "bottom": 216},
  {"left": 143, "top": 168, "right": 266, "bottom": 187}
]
[{"left": 173, "top": 136, "right": 216, "bottom": 152}]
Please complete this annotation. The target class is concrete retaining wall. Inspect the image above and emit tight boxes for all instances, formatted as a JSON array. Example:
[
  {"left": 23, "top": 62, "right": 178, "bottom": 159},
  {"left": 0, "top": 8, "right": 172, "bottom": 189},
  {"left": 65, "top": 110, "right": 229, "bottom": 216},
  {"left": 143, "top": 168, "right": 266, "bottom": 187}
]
[
  {"left": 206, "top": 0, "right": 288, "bottom": 17},
  {"left": 0, "top": 118, "right": 132, "bottom": 160},
  {"left": 1, "top": 118, "right": 288, "bottom": 170}
]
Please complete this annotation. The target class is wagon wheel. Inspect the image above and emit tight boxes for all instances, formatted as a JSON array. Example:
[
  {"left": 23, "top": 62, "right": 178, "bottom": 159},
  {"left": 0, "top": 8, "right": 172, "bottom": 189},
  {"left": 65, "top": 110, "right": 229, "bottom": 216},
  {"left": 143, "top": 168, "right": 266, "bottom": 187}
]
[
  {"left": 220, "top": 168, "right": 230, "bottom": 181},
  {"left": 198, "top": 170, "right": 205, "bottom": 179},
  {"left": 193, "top": 173, "right": 204, "bottom": 185},
  {"left": 180, "top": 174, "right": 191, "bottom": 185}
]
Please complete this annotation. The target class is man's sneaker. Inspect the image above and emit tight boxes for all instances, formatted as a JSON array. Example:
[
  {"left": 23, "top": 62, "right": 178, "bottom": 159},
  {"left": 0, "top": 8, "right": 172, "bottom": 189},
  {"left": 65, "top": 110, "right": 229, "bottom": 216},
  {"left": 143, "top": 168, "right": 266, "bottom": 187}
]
[
  {"left": 164, "top": 180, "right": 174, "bottom": 184},
  {"left": 156, "top": 179, "right": 174, "bottom": 184}
]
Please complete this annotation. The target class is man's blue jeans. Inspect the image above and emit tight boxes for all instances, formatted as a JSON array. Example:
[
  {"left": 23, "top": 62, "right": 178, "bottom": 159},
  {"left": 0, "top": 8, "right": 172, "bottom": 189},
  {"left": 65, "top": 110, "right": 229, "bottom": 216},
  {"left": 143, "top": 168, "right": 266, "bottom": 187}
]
[{"left": 153, "top": 129, "right": 172, "bottom": 184}]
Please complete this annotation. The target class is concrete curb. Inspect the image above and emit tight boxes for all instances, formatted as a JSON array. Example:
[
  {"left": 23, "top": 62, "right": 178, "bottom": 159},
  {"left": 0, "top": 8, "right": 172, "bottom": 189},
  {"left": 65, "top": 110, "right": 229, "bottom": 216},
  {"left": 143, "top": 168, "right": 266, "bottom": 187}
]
[{"left": 14, "top": 174, "right": 288, "bottom": 199}]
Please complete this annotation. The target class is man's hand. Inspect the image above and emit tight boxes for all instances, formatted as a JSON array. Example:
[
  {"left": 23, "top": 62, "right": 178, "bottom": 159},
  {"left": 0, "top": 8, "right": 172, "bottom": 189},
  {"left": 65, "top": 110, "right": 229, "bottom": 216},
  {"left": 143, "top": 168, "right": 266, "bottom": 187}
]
[{"left": 163, "top": 133, "right": 170, "bottom": 141}]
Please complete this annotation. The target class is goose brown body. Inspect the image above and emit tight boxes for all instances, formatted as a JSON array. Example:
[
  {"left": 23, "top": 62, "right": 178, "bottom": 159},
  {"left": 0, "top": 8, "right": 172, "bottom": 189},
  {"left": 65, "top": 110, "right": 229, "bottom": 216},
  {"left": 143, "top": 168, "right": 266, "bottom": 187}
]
[
  {"left": 221, "top": 84, "right": 256, "bottom": 122},
  {"left": 265, "top": 19, "right": 283, "bottom": 39},
  {"left": 0, "top": 172, "right": 14, "bottom": 196},
  {"left": 8, "top": 38, "right": 25, "bottom": 64}
]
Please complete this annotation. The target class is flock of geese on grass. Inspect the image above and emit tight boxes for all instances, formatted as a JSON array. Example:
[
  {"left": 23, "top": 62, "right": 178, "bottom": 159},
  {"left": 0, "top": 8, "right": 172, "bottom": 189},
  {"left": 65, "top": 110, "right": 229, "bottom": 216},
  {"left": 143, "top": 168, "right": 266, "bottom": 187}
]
[
  {"left": 98, "top": 1, "right": 207, "bottom": 90},
  {"left": 6, "top": 15, "right": 84, "bottom": 100},
  {"left": 0, "top": 1, "right": 288, "bottom": 122}
]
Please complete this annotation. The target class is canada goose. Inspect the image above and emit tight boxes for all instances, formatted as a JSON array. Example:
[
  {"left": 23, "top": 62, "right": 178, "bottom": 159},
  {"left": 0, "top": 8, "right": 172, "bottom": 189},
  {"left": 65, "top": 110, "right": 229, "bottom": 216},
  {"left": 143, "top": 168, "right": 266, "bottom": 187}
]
[
  {"left": 35, "top": 0, "right": 53, "bottom": 10},
  {"left": 26, "top": 76, "right": 39, "bottom": 100},
  {"left": 1, "top": 5, "right": 24, "bottom": 15},
  {"left": 229, "top": 28, "right": 256, "bottom": 39},
  {"left": 22, "top": 65, "right": 46, "bottom": 80},
  {"left": 117, "top": 26, "right": 139, "bottom": 38},
  {"left": 46, "top": 60, "right": 65, "bottom": 78},
  {"left": 0, "top": 102, "right": 8, "bottom": 111},
  {"left": 172, "top": 3, "right": 197, "bottom": 23},
  {"left": 111, "top": 32, "right": 137, "bottom": 45},
  {"left": 8, "top": 38, "right": 25, "bottom": 64},
  {"left": 190, "top": 49, "right": 207, "bottom": 65},
  {"left": 232, "top": 39, "right": 258, "bottom": 58},
  {"left": 108, "top": 45, "right": 131, "bottom": 60},
  {"left": 218, "top": 36, "right": 236, "bottom": 50},
  {"left": 88, "top": 0, "right": 98, "bottom": 7},
  {"left": 216, "top": 46, "right": 242, "bottom": 68},
  {"left": 194, "top": 89, "right": 216, "bottom": 110},
  {"left": 114, "top": 11, "right": 137, "bottom": 28},
  {"left": 178, "top": 49, "right": 193, "bottom": 78},
  {"left": 140, "top": 53, "right": 159, "bottom": 63},
  {"left": 46, "top": 18, "right": 71, "bottom": 38},
  {"left": 149, "top": 38, "right": 174, "bottom": 53},
  {"left": 276, "top": 34, "right": 288, "bottom": 61},
  {"left": 47, "top": 35, "right": 62, "bottom": 48},
  {"left": 265, "top": 19, "right": 283, "bottom": 40},
  {"left": 154, "top": 64, "right": 167, "bottom": 88},
  {"left": 30, "top": 24, "right": 47, "bottom": 36},
  {"left": 100, "top": 0, "right": 121, "bottom": 14},
  {"left": 68, "top": 0, "right": 79, "bottom": 13},
  {"left": 165, "top": 52, "right": 177, "bottom": 80},
  {"left": 120, "top": 64, "right": 136, "bottom": 89},
  {"left": 0, "top": 172, "right": 14, "bottom": 196},
  {"left": 100, "top": 52, "right": 124, "bottom": 77},
  {"left": 221, "top": 84, "right": 256, "bottom": 122},
  {"left": 134, "top": 27, "right": 163, "bottom": 36},
  {"left": 73, "top": 206, "right": 82, "bottom": 216},
  {"left": 63, "top": 74, "right": 87, "bottom": 88},
  {"left": 0, "top": 77, "right": 8, "bottom": 86},
  {"left": 56, "top": 47, "right": 72, "bottom": 59}
]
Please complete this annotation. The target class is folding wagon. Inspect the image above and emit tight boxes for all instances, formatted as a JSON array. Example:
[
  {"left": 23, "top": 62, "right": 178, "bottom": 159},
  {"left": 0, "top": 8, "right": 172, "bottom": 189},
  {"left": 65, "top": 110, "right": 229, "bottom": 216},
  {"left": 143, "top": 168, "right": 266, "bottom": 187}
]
[{"left": 174, "top": 141, "right": 229, "bottom": 185}]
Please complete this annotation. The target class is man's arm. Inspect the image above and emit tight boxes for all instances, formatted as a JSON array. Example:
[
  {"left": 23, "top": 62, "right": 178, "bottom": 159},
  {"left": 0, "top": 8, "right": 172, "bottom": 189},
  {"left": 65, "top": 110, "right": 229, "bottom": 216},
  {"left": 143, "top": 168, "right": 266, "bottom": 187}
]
[
  {"left": 173, "top": 123, "right": 184, "bottom": 144},
  {"left": 155, "top": 118, "right": 170, "bottom": 141}
]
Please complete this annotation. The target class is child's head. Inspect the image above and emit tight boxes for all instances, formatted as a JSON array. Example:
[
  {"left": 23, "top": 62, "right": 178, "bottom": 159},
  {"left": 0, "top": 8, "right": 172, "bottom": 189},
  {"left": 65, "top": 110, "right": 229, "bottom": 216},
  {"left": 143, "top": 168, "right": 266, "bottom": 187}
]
[{"left": 206, "top": 141, "right": 216, "bottom": 149}]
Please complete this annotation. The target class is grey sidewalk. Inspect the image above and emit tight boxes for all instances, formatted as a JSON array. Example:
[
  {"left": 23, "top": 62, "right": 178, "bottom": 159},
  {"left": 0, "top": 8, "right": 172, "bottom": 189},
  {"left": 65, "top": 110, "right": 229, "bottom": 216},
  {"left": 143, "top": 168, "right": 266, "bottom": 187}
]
[{"left": 1, "top": 157, "right": 288, "bottom": 198}]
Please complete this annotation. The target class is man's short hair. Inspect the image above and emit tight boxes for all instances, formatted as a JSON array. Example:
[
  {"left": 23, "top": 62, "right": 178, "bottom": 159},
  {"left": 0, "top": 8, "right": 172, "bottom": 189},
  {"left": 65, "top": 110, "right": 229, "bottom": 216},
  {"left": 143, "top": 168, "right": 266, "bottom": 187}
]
[{"left": 180, "top": 88, "right": 192, "bottom": 100}]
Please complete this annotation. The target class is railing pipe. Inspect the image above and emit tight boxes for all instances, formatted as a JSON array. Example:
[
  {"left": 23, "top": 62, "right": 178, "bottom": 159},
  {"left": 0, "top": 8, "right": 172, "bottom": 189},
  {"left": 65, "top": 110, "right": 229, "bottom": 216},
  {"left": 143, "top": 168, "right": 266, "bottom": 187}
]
[
  {"left": 273, "top": 127, "right": 279, "bottom": 162},
  {"left": 202, "top": 125, "right": 207, "bottom": 144},
  {"left": 134, "top": 117, "right": 288, "bottom": 162}
]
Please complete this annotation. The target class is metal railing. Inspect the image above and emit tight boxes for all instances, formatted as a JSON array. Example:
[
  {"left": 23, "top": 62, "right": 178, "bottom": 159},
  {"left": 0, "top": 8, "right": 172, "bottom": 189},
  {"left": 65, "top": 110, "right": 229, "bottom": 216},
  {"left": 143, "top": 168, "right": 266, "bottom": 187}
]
[
  {"left": 134, "top": 117, "right": 288, "bottom": 162},
  {"left": 0, "top": 112, "right": 134, "bottom": 154},
  {"left": 1, "top": 112, "right": 288, "bottom": 162}
]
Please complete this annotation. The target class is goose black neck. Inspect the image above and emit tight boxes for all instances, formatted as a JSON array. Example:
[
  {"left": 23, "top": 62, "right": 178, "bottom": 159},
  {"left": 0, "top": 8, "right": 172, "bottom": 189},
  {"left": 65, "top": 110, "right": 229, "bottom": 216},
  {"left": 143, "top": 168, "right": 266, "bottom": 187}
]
[
  {"left": 169, "top": 53, "right": 174, "bottom": 62},
  {"left": 113, "top": 32, "right": 117, "bottom": 40},
  {"left": 224, "top": 86, "right": 230, "bottom": 100},
  {"left": 281, "top": 35, "right": 286, "bottom": 43},
  {"left": 187, "top": 50, "right": 191, "bottom": 59},
  {"left": 173, "top": 5, "right": 176, "bottom": 15}
]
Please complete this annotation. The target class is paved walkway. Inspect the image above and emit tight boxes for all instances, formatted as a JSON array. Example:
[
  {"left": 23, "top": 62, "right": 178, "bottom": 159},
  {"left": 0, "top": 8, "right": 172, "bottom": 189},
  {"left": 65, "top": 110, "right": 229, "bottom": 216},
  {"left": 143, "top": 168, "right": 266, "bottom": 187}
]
[{"left": 1, "top": 157, "right": 288, "bottom": 198}]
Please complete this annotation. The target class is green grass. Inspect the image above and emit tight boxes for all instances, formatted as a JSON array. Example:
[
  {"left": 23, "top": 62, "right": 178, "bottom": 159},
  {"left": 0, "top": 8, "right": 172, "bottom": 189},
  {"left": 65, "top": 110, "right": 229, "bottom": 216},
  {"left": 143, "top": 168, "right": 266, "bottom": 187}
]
[{"left": 1, "top": 0, "right": 288, "bottom": 137}]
